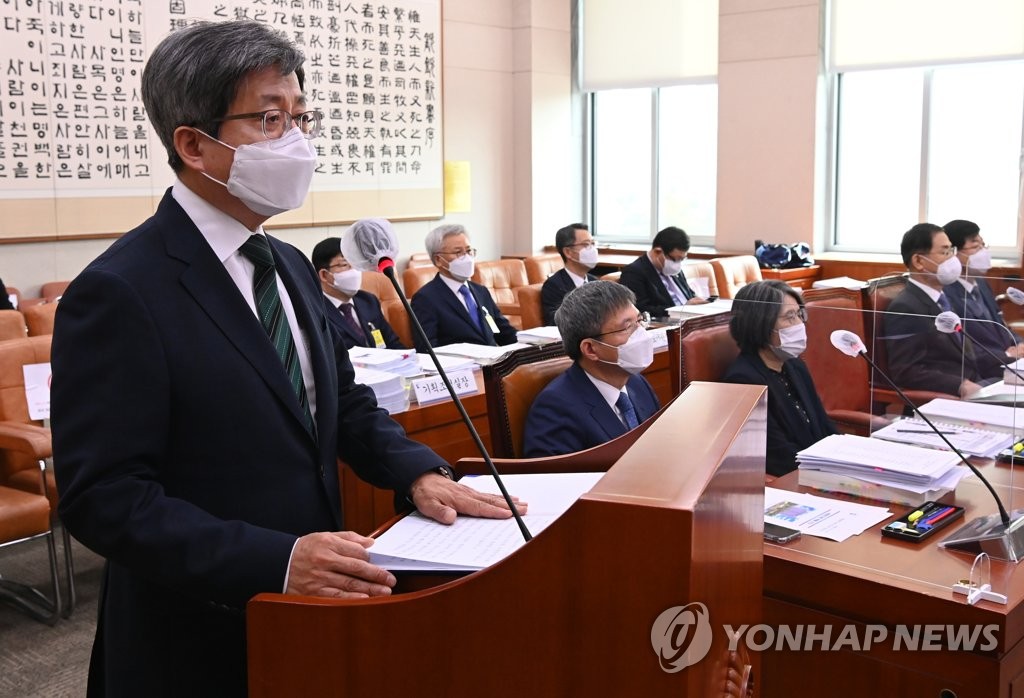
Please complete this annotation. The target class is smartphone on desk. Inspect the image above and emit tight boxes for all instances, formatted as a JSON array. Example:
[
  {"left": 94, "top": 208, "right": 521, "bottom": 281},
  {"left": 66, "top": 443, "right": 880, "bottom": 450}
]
[
  {"left": 705, "top": 295, "right": 719, "bottom": 303},
  {"left": 764, "top": 523, "right": 801, "bottom": 543}
]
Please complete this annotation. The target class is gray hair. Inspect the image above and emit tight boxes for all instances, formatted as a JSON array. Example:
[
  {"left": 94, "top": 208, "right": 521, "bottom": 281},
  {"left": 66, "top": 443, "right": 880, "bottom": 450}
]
[
  {"left": 425, "top": 223, "right": 468, "bottom": 259},
  {"left": 555, "top": 281, "right": 637, "bottom": 361},
  {"left": 142, "top": 20, "right": 306, "bottom": 172}
]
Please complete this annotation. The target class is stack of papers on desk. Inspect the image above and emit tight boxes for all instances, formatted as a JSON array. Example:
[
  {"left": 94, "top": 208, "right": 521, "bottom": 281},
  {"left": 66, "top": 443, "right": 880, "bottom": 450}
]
[
  {"left": 417, "top": 353, "right": 477, "bottom": 374},
  {"left": 369, "top": 472, "right": 604, "bottom": 571},
  {"left": 352, "top": 366, "right": 408, "bottom": 414},
  {"left": 433, "top": 342, "right": 532, "bottom": 364},
  {"left": 348, "top": 347, "right": 420, "bottom": 377},
  {"left": 920, "top": 398, "right": 1024, "bottom": 433},
  {"left": 811, "top": 276, "right": 866, "bottom": 290},
  {"left": 516, "top": 326, "right": 562, "bottom": 344},
  {"left": 797, "top": 434, "right": 970, "bottom": 505},
  {"left": 764, "top": 487, "right": 891, "bottom": 542},
  {"left": 871, "top": 417, "right": 1012, "bottom": 457},
  {"left": 666, "top": 299, "right": 732, "bottom": 320}
]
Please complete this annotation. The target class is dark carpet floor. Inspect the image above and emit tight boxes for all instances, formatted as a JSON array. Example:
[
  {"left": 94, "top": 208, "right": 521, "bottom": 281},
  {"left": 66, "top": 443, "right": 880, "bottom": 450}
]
[{"left": 0, "top": 526, "right": 103, "bottom": 697}]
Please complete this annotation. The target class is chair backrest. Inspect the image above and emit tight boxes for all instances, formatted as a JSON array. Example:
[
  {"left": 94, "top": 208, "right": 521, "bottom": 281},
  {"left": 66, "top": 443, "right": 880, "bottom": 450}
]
[
  {"left": 0, "top": 310, "right": 27, "bottom": 341},
  {"left": 39, "top": 281, "right": 70, "bottom": 302},
  {"left": 710, "top": 255, "right": 763, "bottom": 299},
  {"left": 472, "top": 260, "right": 529, "bottom": 306},
  {"left": 678, "top": 313, "right": 738, "bottom": 390},
  {"left": 359, "top": 272, "right": 413, "bottom": 348},
  {"left": 801, "top": 287, "right": 869, "bottom": 413},
  {"left": 599, "top": 271, "right": 621, "bottom": 283},
  {"left": 682, "top": 260, "right": 718, "bottom": 298},
  {"left": 483, "top": 344, "right": 572, "bottom": 458},
  {"left": 862, "top": 274, "right": 908, "bottom": 386},
  {"left": 0, "top": 336, "right": 51, "bottom": 479},
  {"left": 406, "top": 252, "right": 435, "bottom": 268},
  {"left": 524, "top": 253, "right": 564, "bottom": 284},
  {"left": 21, "top": 303, "right": 57, "bottom": 337},
  {"left": 515, "top": 283, "right": 544, "bottom": 330},
  {"left": 402, "top": 265, "right": 438, "bottom": 299}
]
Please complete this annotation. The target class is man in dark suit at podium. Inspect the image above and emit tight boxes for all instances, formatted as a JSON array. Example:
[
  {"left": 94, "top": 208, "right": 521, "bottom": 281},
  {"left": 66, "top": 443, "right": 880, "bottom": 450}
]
[
  {"left": 524, "top": 281, "right": 660, "bottom": 457},
  {"left": 311, "top": 236, "right": 404, "bottom": 350},
  {"left": 619, "top": 226, "right": 709, "bottom": 317},
  {"left": 541, "top": 222, "right": 597, "bottom": 325},
  {"left": 409, "top": 223, "right": 518, "bottom": 351},
  {"left": 50, "top": 21, "right": 521, "bottom": 698}
]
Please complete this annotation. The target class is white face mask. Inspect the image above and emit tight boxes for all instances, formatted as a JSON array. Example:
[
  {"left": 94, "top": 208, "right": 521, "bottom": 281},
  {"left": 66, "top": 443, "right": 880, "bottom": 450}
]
[
  {"left": 200, "top": 127, "right": 316, "bottom": 217},
  {"left": 577, "top": 245, "right": 599, "bottom": 270},
  {"left": 921, "top": 253, "right": 962, "bottom": 286},
  {"left": 595, "top": 326, "right": 654, "bottom": 375},
  {"left": 661, "top": 255, "right": 683, "bottom": 277},
  {"left": 445, "top": 254, "right": 475, "bottom": 283},
  {"left": 967, "top": 248, "right": 992, "bottom": 274},
  {"left": 331, "top": 269, "right": 362, "bottom": 297},
  {"left": 772, "top": 322, "right": 807, "bottom": 360}
]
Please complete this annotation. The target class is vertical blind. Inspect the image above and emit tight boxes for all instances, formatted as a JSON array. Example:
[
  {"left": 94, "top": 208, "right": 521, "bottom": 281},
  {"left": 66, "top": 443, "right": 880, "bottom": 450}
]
[
  {"left": 831, "top": 0, "right": 1024, "bottom": 71},
  {"left": 580, "top": 0, "right": 718, "bottom": 91}
]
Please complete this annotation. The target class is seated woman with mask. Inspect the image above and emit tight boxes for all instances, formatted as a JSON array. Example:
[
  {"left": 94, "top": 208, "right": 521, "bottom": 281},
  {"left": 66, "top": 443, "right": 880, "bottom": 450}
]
[{"left": 722, "top": 280, "right": 836, "bottom": 476}]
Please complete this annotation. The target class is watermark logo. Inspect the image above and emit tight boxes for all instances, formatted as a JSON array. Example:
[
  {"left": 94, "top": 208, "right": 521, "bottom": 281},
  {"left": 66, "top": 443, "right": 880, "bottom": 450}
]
[{"left": 650, "top": 602, "right": 714, "bottom": 672}]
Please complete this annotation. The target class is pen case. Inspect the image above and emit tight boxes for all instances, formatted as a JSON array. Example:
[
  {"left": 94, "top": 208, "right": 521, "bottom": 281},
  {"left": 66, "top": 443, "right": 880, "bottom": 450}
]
[{"left": 881, "top": 501, "right": 965, "bottom": 543}]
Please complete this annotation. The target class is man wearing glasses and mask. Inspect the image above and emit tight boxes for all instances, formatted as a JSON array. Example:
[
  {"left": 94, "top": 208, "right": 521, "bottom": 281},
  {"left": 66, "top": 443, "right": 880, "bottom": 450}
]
[
  {"left": 884, "top": 222, "right": 987, "bottom": 397},
  {"left": 942, "top": 218, "right": 1023, "bottom": 378},
  {"left": 541, "top": 222, "right": 598, "bottom": 326},
  {"left": 50, "top": 21, "right": 522, "bottom": 697},
  {"left": 619, "top": 226, "right": 710, "bottom": 318},
  {"left": 410, "top": 223, "right": 519, "bottom": 351},
  {"left": 523, "top": 281, "right": 661, "bottom": 457}
]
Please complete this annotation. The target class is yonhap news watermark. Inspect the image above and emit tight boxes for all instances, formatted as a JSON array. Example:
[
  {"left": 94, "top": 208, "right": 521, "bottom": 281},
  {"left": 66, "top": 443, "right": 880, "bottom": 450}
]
[{"left": 651, "top": 602, "right": 999, "bottom": 673}]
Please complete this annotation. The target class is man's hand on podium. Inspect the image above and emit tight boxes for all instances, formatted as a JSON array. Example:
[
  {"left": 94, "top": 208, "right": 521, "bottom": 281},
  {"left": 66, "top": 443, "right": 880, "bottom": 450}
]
[
  {"left": 409, "top": 471, "right": 529, "bottom": 525},
  {"left": 286, "top": 531, "right": 397, "bottom": 599}
]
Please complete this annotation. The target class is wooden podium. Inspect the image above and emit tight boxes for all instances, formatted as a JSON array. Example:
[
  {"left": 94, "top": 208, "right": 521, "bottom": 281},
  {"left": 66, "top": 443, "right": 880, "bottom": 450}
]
[{"left": 247, "top": 382, "right": 767, "bottom": 697}]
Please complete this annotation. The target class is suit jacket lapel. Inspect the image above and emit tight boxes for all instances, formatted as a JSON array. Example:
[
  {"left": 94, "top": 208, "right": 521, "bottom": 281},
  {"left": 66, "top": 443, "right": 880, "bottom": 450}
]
[
  {"left": 435, "top": 278, "right": 488, "bottom": 343},
  {"left": 639, "top": 255, "right": 672, "bottom": 308},
  {"left": 568, "top": 365, "right": 626, "bottom": 439}
]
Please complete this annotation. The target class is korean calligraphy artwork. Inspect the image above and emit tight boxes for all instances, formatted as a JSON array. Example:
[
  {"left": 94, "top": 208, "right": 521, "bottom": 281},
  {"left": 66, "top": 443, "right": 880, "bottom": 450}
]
[{"left": 0, "top": 0, "right": 443, "bottom": 241}]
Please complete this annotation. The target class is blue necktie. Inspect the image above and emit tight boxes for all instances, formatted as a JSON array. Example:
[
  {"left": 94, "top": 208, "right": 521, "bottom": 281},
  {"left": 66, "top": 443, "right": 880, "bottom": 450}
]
[
  {"left": 616, "top": 391, "right": 639, "bottom": 429},
  {"left": 458, "top": 284, "right": 483, "bottom": 331},
  {"left": 937, "top": 292, "right": 951, "bottom": 313}
]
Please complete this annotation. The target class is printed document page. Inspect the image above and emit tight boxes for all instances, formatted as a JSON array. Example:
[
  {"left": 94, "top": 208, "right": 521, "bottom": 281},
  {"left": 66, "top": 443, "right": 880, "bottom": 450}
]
[{"left": 764, "top": 487, "right": 891, "bottom": 542}]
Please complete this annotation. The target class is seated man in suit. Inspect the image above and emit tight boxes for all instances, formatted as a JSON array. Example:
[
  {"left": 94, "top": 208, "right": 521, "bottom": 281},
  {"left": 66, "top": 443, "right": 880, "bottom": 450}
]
[
  {"left": 885, "top": 222, "right": 987, "bottom": 397},
  {"left": 618, "top": 226, "right": 709, "bottom": 317},
  {"left": 541, "top": 222, "right": 597, "bottom": 325},
  {"left": 409, "top": 223, "right": 518, "bottom": 351},
  {"left": 523, "top": 281, "right": 660, "bottom": 457},
  {"left": 942, "top": 218, "right": 1023, "bottom": 378},
  {"left": 311, "top": 233, "right": 404, "bottom": 350}
]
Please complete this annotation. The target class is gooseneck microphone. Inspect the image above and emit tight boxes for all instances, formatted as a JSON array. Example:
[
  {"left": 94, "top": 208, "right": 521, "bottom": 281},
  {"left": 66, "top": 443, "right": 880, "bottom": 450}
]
[
  {"left": 1006, "top": 287, "right": 1024, "bottom": 306},
  {"left": 342, "top": 219, "right": 531, "bottom": 541},
  {"left": 830, "top": 329, "right": 1011, "bottom": 527},
  {"left": 933, "top": 311, "right": 1024, "bottom": 384}
]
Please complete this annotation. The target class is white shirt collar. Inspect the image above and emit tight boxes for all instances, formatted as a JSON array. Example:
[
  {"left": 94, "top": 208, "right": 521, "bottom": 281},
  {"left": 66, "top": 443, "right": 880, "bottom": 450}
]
[
  {"left": 323, "top": 292, "right": 343, "bottom": 309},
  {"left": 171, "top": 179, "right": 263, "bottom": 262},
  {"left": 908, "top": 277, "right": 942, "bottom": 303},
  {"left": 957, "top": 277, "right": 977, "bottom": 293},
  {"left": 583, "top": 368, "right": 629, "bottom": 415},
  {"left": 439, "top": 273, "right": 468, "bottom": 295},
  {"left": 565, "top": 268, "right": 588, "bottom": 287}
]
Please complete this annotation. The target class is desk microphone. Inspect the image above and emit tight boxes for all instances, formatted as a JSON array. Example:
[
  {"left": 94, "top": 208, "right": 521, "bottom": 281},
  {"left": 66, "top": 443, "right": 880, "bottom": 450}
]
[
  {"left": 342, "top": 219, "right": 531, "bottom": 541},
  {"left": 1007, "top": 287, "right": 1024, "bottom": 306},
  {"left": 934, "top": 311, "right": 1024, "bottom": 384},
  {"left": 829, "top": 329, "right": 1011, "bottom": 528}
]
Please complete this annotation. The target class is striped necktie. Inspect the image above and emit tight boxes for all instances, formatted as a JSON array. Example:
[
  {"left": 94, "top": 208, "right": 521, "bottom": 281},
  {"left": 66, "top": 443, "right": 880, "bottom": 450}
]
[
  {"left": 238, "top": 235, "right": 314, "bottom": 435},
  {"left": 616, "top": 391, "right": 639, "bottom": 429}
]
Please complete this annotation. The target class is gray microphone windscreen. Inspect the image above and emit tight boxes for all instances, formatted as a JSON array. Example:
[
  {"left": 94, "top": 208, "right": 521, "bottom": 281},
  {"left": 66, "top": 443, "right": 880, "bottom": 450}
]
[
  {"left": 934, "top": 311, "right": 961, "bottom": 334},
  {"left": 829, "top": 329, "right": 865, "bottom": 357},
  {"left": 340, "top": 218, "right": 399, "bottom": 272},
  {"left": 1008, "top": 287, "right": 1024, "bottom": 306}
]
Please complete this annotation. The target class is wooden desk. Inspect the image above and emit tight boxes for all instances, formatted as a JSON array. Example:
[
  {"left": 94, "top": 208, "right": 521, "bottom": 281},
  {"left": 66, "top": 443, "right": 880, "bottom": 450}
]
[
  {"left": 760, "top": 264, "right": 821, "bottom": 289},
  {"left": 763, "top": 468, "right": 1024, "bottom": 697}
]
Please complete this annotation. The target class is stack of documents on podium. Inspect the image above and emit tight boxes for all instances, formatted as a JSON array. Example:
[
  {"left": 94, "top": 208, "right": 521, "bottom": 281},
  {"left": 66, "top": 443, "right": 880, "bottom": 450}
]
[
  {"left": 764, "top": 487, "right": 891, "bottom": 542},
  {"left": 919, "top": 398, "right": 1024, "bottom": 434},
  {"left": 433, "top": 342, "right": 533, "bottom": 365},
  {"left": 347, "top": 347, "right": 420, "bottom": 377},
  {"left": 417, "top": 353, "right": 476, "bottom": 374},
  {"left": 871, "top": 417, "right": 1012, "bottom": 458},
  {"left": 368, "top": 472, "right": 604, "bottom": 571},
  {"left": 797, "top": 434, "right": 970, "bottom": 506},
  {"left": 666, "top": 298, "right": 732, "bottom": 321},
  {"left": 352, "top": 366, "right": 408, "bottom": 414},
  {"left": 1005, "top": 360, "right": 1024, "bottom": 386},
  {"left": 516, "top": 325, "right": 562, "bottom": 345},
  {"left": 810, "top": 276, "right": 866, "bottom": 290}
]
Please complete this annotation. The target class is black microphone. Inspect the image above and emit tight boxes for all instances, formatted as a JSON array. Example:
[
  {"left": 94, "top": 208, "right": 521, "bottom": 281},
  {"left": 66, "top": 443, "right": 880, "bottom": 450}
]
[
  {"left": 934, "top": 311, "right": 1024, "bottom": 384},
  {"left": 830, "top": 329, "right": 1011, "bottom": 528},
  {"left": 342, "top": 218, "right": 531, "bottom": 542}
]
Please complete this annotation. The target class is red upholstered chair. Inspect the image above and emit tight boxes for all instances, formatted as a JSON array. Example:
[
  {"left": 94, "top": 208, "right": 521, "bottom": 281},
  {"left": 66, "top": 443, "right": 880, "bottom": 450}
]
[
  {"left": 0, "top": 310, "right": 27, "bottom": 341},
  {"left": 524, "top": 253, "right": 564, "bottom": 284},
  {"left": 710, "top": 255, "right": 763, "bottom": 299},
  {"left": 39, "top": 281, "right": 70, "bottom": 303},
  {"left": 0, "top": 483, "right": 63, "bottom": 624},
  {"left": 863, "top": 274, "right": 958, "bottom": 411},
  {"left": 472, "top": 259, "right": 532, "bottom": 330},
  {"left": 22, "top": 302, "right": 57, "bottom": 337},
  {"left": 801, "top": 287, "right": 888, "bottom": 435},
  {"left": 600, "top": 271, "right": 621, "bottom": 282},
  {"left": 359, "top": 272, "right": 412, "bottom": 349},
  {"left": 406, "top": 252, "right": 434, "bottom": 268},
  {"left": 678, "top": 313, "right": 738, "bottom": 389},
  {"left": 402, "top": 265, "right": 439, "bottom": 299},
  {"left": 682, "top": 260, "right": 718, "bottom": 298},
  {"left": 513, "top": 284, "right": 544, "bottom": 330}
]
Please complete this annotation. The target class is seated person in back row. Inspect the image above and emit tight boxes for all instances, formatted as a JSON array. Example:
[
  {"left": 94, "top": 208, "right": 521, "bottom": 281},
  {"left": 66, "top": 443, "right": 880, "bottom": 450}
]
[
  {"left": 311, "top": 231, "right": 405, "bottom": 350},
  {"left": 618, "top": 226, "right": 710, "bottom": 318},
  {"left": 0, "top": 276, "right": 13, "bottom": 310},
  {"left": 410, "top": 223, "right": 518, "bottom": 352},
  {"left": 541, "top": 222, "right": 597, "bottom": 326},
  {"left": 723, "top": 280, "right": 837, "bottom": 476},
  {"left": 942, "top": 218, "right": 1023, "bottom": 378},
  {"left": 885, "top": 223, "right": 988, "bottom": 396},
  {"left": 523, "top": 281, "right": 660, "bottom": 457}
]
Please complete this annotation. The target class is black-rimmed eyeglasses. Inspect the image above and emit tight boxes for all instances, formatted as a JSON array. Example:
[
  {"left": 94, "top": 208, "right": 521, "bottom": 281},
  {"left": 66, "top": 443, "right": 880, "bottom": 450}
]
[
  {"left": 211, "top": 109, "right": 323, "bottom": 140},
  {"left": 590, "top": 312, "right": 651, "bottom": 339}
]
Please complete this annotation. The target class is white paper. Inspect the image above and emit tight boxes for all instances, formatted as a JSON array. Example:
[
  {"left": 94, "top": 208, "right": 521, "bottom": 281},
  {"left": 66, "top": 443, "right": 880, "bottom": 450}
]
[
  {"left": 516, "top": 326, "right": 562, "bottom": 342},
  {"left": 433, "top": 342, "right": 532, "bottom": 361},
  {"left": 688, "top": 276, "right": 710, "bottom": 298},
  {"left": 921, "top": 398, "right": 1024, "bottom": 433},
  {"left": 411, "top": 370, "right": 477, "bottom": 404},
  {"left": 417, "top": 353, "right": 477, "bottom": 374},
  {"left": 369, "top": 472, "right": 604, "bottom": 571},
  {"left": 666, "top": 298, "right": 733, "bottom": 319},
  {"left": 797, "top": 434, "right": 962, "bottom": 485},
  {"left": 764, "top": 487, "right": 891, "bottom": 542},
  {"left": 22, "top": 362, "right": 51, "bottom": 420},
  {"left": 871, "top": 417, "right": 1012, "bottom": 457}
]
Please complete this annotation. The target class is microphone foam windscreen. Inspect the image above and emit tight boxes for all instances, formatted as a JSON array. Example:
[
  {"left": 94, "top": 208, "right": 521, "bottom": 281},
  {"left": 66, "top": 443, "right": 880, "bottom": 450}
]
[
  {"left": 829, "top": 329, "right": 865, "bottom": 357},
  {"left": 1008, "top": 287, "right": 1024, "bottom": 306},
  {"left": 934, "top": 311, "right": 961, "bottom": 334},
  {"left": 341, "top": 218, "right": 399, "bottom": 271}
]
